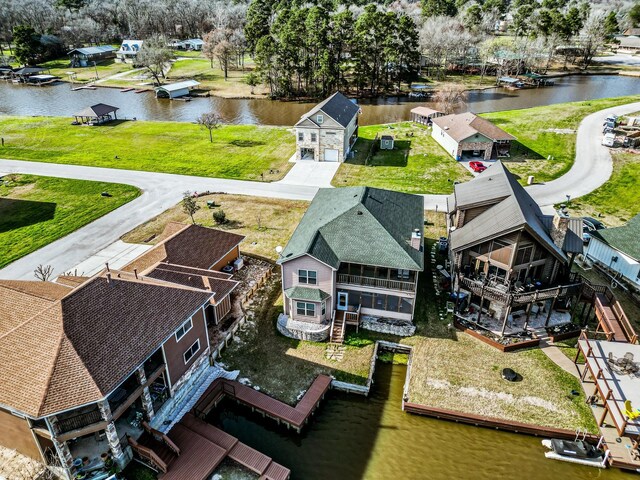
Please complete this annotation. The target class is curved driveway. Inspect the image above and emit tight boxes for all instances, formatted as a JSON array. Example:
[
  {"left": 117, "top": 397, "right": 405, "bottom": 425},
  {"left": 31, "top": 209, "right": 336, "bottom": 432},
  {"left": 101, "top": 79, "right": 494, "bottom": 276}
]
[{"left": 1, "top": 101, "right": 639, "bottom": 279}]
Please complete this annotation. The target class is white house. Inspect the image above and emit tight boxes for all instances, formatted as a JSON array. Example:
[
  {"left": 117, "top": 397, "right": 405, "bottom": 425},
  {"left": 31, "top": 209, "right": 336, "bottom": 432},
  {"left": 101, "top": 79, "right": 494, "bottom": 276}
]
[
  {"left": 116, "top": 40, "right": 143, "bottom": 63},
  {"left": 585, "top": 215, "right": 640, "bottom": 291},
  {"left": 293, "top": 91, "right": 360, "bottom": 162}
]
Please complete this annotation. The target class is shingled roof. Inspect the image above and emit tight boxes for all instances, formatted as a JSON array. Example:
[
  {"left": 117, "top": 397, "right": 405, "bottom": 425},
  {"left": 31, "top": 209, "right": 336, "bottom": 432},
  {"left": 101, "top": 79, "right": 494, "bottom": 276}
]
[
  {"left": 591, "top": 215, "right": 640, "bottom": 261},
  {"left": 123, "top": 223, "right": 245, "bottom": 274},
  {"left": 0, "top": 272, "right": 213, "bottom": 418},
  {"left": 449, "top": 161, "right": 582, "bottom": 259},
  {"left": 278, "top": 187, "right": 424, "bottom": 271},
  {"left": 432, "top": 112, "right": 515, "bottom": 143},
  {"left": 295, "top": 91, "right": 359, "bottom": 128}
]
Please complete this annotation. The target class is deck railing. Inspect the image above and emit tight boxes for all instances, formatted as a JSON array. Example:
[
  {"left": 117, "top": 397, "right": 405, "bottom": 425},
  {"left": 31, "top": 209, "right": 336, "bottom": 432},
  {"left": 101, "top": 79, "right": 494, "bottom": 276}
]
[
  {"left": 57, "top": 408, "right": 103, "bottom": 434},
  {"left": 337, "top": 274, "right": 415, "bottom": 292},
  {"left": 459, "top": 275, "right": 581, "bottom": 305},
  {"left": 128, "top": 435, "right": 171, "bottom": 473}
]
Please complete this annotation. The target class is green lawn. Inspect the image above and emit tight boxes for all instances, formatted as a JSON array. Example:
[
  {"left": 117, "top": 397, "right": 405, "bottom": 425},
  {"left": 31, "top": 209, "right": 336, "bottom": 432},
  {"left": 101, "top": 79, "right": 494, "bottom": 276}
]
[
  {"left": 332, "top": 122, "right": 473, "bottom": 194},
  {"left": 0, "top": 116, "right": 295, "bottom": 181},
  {"left": 481, "top": 95, "right": 640, "bottom": 184},
  {"left": 41, "top": 57, "right": 133, "bottom": 83},
  {"left": 0, "top": 174, "right": 140, "bottom": 269}
]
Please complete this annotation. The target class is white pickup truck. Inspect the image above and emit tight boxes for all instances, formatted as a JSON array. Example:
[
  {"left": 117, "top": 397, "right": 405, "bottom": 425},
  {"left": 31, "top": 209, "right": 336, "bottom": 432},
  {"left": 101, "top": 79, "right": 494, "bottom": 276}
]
[{"left": 602, "top": 133, "right": 616, "bottom": 147}]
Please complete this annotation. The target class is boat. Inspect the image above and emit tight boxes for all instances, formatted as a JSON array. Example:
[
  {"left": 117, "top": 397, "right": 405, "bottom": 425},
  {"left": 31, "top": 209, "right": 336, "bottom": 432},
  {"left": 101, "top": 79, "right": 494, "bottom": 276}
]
[{"left": 541, "top": 439, "right": 606, "bottom": 468}]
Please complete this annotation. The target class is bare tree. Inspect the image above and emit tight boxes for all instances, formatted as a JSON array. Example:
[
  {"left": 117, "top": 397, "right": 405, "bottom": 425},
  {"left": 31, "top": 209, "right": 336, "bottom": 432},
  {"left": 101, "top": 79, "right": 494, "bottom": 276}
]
[
  {"left": 196, "top": 111, "right": 222, "bottom": 142},
  {"left": 136, "top": 35, "right": 173, "bottom": 86},
  {"left": 181, "top": 191, "right": 200, "bottom": 224},
  {"left": 34, "top": 264, "right": 54, "bottom": 281},
  {"left": 580, "top": 13, "right": 608, "bottom": 69},
  {"left": 433, "top": 84, "right": 468, "bottom": 114}
]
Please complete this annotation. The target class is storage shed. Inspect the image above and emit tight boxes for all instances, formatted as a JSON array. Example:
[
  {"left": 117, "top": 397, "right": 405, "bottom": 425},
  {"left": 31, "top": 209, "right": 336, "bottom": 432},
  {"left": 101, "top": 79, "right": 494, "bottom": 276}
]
[{"left": 154, "top": 80, "right": 200, "bottom": 99}]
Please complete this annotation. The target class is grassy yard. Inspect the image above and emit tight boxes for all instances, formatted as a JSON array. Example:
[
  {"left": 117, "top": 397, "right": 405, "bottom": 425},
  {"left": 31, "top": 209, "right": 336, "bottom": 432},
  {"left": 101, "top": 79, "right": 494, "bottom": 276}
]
[
  {"left": 332, "top": 122, "right": 473, "bottom": 194},
  {"left": 122, "top": 193, "right": 309, "bottom": 260},
  {"left": 41, "top": 57, "right": 133, "bottom": 83},
  {"left": 563, "top": 151, "right": 640, "bottom": 226},
  {"left": 481, "top": 94, "right": 640, "bottom": 184},
  {"left": 0, "top": 116, "right": 294, "bottom": 181},
  {"left": 0, "top": 174, "right": 140, "bottom": 269}
]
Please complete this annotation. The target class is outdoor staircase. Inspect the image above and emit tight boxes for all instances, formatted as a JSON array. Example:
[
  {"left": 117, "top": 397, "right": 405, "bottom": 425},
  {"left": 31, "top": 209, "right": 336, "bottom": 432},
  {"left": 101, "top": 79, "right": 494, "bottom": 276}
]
[{"left": 330, "top": 315, "right": 346, "bottom": 344}]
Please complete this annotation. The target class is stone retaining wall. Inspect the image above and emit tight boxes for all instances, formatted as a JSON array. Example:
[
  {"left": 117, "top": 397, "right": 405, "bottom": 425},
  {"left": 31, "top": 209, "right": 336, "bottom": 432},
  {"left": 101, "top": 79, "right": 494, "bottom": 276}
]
[
  {"left": 276, "top": 314, "right": 330, "bottom": 342},
  {"left": 361, "top": 316, "right": 416, "bottom": 336}
]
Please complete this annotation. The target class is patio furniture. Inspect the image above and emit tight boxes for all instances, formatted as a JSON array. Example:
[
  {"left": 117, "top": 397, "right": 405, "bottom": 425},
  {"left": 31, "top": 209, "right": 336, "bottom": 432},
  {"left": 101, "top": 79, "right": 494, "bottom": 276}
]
[{"left": 624, "top": 400, "right": 640, "bottom": 420}]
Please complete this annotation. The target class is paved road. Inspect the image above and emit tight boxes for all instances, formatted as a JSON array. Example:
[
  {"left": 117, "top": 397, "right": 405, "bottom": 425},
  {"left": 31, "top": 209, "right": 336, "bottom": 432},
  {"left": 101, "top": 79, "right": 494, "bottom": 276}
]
[
  {"left": 595, "top": 54, "right": 640, "bottom": 68},
  {"left": 1, "top": 100, "right": 639, "bottom": 279}
]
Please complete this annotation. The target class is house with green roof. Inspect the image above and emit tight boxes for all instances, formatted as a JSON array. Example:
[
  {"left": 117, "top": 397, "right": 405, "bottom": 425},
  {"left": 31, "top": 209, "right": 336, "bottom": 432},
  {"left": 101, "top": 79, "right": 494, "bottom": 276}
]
[
  {"left": 276, "top": 187, "right": 424, "bottom": 343},
  {"left": 585, "top": 214, "right": 640, "bottom": 291}
]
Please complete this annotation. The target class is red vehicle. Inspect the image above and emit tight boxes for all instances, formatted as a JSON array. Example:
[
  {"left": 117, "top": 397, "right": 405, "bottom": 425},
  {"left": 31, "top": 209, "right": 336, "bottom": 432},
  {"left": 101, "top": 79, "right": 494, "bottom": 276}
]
[{"left": 469, "top": 161, "right": 487, "bottom": 172}]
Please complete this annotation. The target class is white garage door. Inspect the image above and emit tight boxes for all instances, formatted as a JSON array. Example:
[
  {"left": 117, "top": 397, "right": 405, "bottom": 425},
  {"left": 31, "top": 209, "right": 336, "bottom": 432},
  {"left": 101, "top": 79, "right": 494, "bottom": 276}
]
[{"left": 324, "top": 149, "right": 339, "bottom": 162}]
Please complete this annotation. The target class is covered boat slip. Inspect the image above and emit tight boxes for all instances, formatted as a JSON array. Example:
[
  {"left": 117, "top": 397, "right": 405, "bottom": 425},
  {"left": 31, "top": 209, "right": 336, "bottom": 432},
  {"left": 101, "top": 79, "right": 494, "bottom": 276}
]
[
  {"left": 73, "top": 103, "right": 119, "bottom": 125},
  {"left": 155, "top": 80, "right": 200, "bottom": 99},
  {"left": 576, "top": 337, "right": 640, "bottom": 436}
]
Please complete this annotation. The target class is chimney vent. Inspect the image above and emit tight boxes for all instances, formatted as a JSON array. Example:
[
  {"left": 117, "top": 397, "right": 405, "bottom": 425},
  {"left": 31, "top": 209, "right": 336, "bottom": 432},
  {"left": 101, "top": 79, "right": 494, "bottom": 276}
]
[{"left": 411, "top": 228, "right": 422, "bottom": 251}]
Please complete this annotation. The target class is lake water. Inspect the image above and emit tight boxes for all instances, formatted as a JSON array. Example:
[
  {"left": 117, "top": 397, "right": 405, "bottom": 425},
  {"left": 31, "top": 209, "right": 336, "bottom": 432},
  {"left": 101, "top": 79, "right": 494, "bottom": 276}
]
[
  {"left": 1, "top": 75, "right": 638, "bottom": 126},
  {"left": 206, "top": 363, "right": 630, "bottom": 480}
]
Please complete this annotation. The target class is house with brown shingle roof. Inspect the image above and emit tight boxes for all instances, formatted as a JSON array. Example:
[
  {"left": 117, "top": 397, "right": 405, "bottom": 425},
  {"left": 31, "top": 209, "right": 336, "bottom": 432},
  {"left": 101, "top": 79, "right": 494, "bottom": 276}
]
[
  {"left": 0, "top": 224, "right": 244, "bottom": 479},
  {"left": 432, "top": 112, "right": 515, "bottom": 161}
]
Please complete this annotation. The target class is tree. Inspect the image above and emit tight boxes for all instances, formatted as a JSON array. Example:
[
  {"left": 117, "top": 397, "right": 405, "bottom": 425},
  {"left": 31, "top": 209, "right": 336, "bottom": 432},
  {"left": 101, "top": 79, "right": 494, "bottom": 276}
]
[
  {"left": 13, "top": 25, "right": 41, "bottom": 65},
  {"left": 181, "top": 191, "right": 200, "bottom": 224},
  {"left": 433, "top": 84, "right": 468, "bottom": 114},
  {"left": 422, "top": 0, "right": 457, "bottom": 18},
  {"left": 245, "top": 0, "right": 272, "bottom": 54},
  {"left": 196, "top": 112, "right": 222, "bottom": 143},
  {"left": 245, "top": 72, "right": 259, "bottom": 94},
  {"left": 135, "top": 35, "right": 172, "bottom": 86},
  {"left": 580, "top": 13, "right": 608, "bottom": 70},
  {"left": 34, "top": 264, "right": 54, "bottom": 281},
  {"left": 603, "top": 11, "right": 619, "bottom": 40},
  {"left": 628, "top": 2, "right": 640, "bottom": 27}
]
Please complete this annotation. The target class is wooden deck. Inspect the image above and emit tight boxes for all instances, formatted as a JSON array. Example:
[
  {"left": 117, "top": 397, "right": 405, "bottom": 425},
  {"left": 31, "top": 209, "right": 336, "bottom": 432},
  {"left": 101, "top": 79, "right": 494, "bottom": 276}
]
[
  {"left": 594, "top": 293, "right": 638, "bottom": 344},
  {"left": 194, "top": 374, "right": 332, "bottom": 432}
]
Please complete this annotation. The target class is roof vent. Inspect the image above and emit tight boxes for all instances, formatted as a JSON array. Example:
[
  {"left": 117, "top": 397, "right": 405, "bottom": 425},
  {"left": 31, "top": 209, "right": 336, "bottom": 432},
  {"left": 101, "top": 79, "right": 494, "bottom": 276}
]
[{"left": 357, "top": 210, "right": 363, "bottom": 215}]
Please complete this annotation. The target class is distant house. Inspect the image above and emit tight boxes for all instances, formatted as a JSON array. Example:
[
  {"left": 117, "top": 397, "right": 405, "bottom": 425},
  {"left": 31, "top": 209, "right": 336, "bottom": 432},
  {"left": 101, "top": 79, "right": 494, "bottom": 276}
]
[
  {"left": 277, "top": 187, "right": 424, "bottom": 343},
  {"left": 380, "top": 135, "right": 394, "bottom": 150},
  {"left": 155, "top": 80, "right": 200, "bottom": 99},
  {"left": 294, "top": 91, "right": 360, "bottom": 162},
  {"left": 67, "top": 45, "right": 117, "bottom": 67},
  {"left": 0, "top": 223, "right": 242, "bottom": 480},
  {"left": 178, "top": 39, "right": 204, "bottom": 51},
  {"left": 585, "top": 215, "right": 640, "bottom": 291},
  {"left": 116, "top": 39, "right": 143, "bottom": 63},
  {"left": 410, "top": 106, "right": 443, "bottom": 125},
  {"left": 618, "top": 36, "right": 640, "bottom": 54},
  {"left": 431, "top": 112, "right": 515, "bottom": 161}
]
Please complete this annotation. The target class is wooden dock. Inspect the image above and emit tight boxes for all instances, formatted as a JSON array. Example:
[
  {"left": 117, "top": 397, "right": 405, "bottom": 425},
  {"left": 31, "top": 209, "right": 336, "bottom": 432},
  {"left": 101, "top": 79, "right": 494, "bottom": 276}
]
[{"left": 194, "top": 374, "right": 332, "bottom": 433}]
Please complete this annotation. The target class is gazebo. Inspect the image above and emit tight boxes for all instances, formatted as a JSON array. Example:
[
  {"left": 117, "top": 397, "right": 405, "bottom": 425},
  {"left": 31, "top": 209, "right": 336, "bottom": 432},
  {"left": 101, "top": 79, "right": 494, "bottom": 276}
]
[{"left": 73, "top": 103, "right": 119, "bottom": 125}]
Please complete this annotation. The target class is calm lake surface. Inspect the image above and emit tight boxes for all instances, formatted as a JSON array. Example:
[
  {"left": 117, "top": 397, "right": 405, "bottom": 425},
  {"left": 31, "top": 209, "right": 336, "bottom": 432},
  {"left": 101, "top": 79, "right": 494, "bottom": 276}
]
[
  {"left": 1, "top": 75, "right": 638, "bottom": 126},
  {"left": 207, "top": 363, "right": 629, "bottom": 480}
]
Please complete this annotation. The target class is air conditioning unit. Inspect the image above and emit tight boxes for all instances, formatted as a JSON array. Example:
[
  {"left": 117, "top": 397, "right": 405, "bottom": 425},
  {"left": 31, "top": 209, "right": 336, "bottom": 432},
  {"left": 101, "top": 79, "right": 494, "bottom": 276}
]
[{"left": 233, "top": 257, "right": 244, "bottom": 271}]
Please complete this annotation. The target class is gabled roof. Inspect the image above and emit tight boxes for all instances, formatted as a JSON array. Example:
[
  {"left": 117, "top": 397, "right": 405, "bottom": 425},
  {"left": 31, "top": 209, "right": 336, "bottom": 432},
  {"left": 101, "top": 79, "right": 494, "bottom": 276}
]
[
  {"left": 450, "top": 161, "right": 582, "bottom": 260},
  {"left": 73, "top": 103, "right": 119, "bottom": 118},
  {"left": 591, "top": 215, "right": 640, "bottom": 261},
  {"left": 13, "top": 67, "right": 45, "bottom": 75},
  {"left": 123, "top": 223, "right": 245, "bottom": 275},
  {"left": 410, "top": 106, "right": 442, "bottom": 117},
  {"left": 155, "top": 80, "right": 200, "bottom": 92},
  {"left": 278, "top": 187, "right": 424, "bottom": 271},
  {"left": 0, "top": 271, "right": 214, "bottom": 418},
  {"left": 432, "top": 112, "right": 516, "bottom": 143},
  {"left": 146, "top": 263, "right": 239, "bottom": 303},
  {"left": 294, "top": 91, "right": 359, "bottom": 128},
  {"left": 68, "top": 45, "right": 117, "bottom": 56},
  {"left": 623, "top": 28, "right": 640, "bottom": 36}
]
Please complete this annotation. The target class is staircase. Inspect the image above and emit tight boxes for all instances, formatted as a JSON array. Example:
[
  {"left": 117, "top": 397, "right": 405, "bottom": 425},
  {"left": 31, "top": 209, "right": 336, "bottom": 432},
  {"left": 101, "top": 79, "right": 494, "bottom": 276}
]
[{"left": 330, "top": 313, "right": 346, "bottom": 344}]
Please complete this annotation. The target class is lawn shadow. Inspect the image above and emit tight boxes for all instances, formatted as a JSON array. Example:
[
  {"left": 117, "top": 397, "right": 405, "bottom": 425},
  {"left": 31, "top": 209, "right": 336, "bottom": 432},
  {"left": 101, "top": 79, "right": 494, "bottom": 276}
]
[
  {"left": 229, "top": 140, "right": 266, "bottom": 148},
  {"left": 0, "top": 197, "right": 57, "bottom": 233},
  {"left": 503, "top": 140, "right": 546, "bottom": 162}
]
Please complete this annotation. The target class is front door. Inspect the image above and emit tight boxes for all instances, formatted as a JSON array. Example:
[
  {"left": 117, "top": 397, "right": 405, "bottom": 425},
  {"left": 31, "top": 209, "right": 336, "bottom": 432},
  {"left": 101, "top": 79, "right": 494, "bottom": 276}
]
[{"left": 337, "top": 291, "right": 348, "bottom": 311}]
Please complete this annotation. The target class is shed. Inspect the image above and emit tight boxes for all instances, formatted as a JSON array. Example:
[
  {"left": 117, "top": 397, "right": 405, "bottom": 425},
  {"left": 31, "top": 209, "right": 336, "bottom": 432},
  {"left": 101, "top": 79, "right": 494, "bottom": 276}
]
[
  {"left": 155, "top": 80, "right": 200, "bottom": 99},
  {"left": 68, "top": 45, "right": 117, "bottom": 67},
  {"left": 380, "top": 135, "right": 394, "bottom": 150},
  {"left": 410, "top": 107, "right": 443, "bottom": 126},
  {"left": 73, "top": 103, "right": 119, "bottom": 125}
]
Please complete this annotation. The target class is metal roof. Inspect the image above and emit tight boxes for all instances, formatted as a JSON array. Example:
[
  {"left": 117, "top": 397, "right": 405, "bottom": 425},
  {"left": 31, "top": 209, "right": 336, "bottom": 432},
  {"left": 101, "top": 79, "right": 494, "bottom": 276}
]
[
  {"left": 410, "top": 106, "right": 442, "bottom": 117},
  {"left": 155, "top": 80, "right": 200, "bottom": 92},
  {"left": 278, "top": 187, "right": 424, "bottom": 271},
  {"left": 295, "top": 91, "right": 359, "bottom": 128},
  {"left": 73, "top": 103, "right": 119, "bottom": 117},
  {"left": 68, "top": 45, "right": 117, "bottom": 56}
]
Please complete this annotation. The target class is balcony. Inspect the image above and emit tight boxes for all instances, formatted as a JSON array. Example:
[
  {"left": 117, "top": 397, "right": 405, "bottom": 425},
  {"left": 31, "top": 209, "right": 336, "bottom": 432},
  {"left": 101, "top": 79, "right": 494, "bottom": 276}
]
[
  {"left": 337, "top": 274, "right": 416, "bottom": 292},
  {"left": 57, "top": 405, "right": 104, "bottom": 436}
]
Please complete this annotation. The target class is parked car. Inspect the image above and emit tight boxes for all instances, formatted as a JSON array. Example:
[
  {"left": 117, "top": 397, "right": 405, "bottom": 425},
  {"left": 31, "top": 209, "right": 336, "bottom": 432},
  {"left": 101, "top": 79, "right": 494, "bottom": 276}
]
[
  {"left": 469, "top": 161, "right": 487, "bottom": 172},
  {"left": 582, "top": 216, "right": 606, "bottom": 242}
]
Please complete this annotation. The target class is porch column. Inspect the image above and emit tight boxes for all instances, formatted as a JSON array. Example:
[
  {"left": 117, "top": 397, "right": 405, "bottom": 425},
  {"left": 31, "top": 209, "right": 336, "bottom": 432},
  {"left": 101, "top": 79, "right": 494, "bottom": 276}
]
[
  {"left": 544, "top": 294, "right": 558, "bottom": 327},
  {"left": 97, "top": 400, "right": 125, "bottom": 465},
  {"left": 48, "top": 416, "right": 74, "bottom": 473},
  {"left": 136, "top": 366, "right": 155, "bottom": 420}
]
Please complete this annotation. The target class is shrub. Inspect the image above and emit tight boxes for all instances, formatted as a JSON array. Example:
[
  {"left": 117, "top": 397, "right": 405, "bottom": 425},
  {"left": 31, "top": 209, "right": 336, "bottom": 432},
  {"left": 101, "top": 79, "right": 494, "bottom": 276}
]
[{"left": 213, "top": 209, "right": 227, "bottom": 224}]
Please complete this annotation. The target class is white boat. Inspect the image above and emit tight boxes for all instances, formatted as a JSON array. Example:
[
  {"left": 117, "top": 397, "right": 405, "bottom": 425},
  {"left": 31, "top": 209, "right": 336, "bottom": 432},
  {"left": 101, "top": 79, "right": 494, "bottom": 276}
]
[{"left": 541, "top": 439, "right": 607, "bottom": 468}]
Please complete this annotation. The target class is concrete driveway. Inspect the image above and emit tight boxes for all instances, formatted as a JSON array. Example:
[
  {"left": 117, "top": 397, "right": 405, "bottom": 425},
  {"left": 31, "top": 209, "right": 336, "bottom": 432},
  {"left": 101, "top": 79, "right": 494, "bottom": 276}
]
[{"left": 277, "top": 160, "right": 341, "bottom": 188}]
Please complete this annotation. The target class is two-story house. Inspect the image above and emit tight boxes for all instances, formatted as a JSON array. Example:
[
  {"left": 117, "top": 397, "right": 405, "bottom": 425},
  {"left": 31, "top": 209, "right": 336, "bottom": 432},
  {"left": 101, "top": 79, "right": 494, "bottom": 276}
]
[
  {"left": 0, "top": 224, "right": 243, "bottom": 480},
  {"left": 447, "top": 161, "right": 584, "bottom": 336},
  {"left": 277, "top": 187, "right": 424, "bottom": 343},
  {"left": 294, "top": 91, "right": 360, "bottom": 162}
]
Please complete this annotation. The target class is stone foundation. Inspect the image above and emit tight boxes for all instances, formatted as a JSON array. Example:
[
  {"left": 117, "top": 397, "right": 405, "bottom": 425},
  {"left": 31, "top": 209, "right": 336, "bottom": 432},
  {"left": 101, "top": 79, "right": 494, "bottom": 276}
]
[
  {"left": 361, "top": 316, "right": 416, "bottom": 336},
  {"left": 277, "top": 314, "right": 330, "bottom": 342}
]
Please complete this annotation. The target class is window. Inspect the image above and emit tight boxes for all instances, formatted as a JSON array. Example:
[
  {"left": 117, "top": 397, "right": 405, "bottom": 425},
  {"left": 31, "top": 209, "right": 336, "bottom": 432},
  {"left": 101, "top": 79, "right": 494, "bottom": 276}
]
[
  {"left": 399, "top": 297, "right": 413, "bottom": 314},
  {"left": 298, "top": 269, "right": 317, "bottom": 285},
  {"left": 298, "top": 132, "right": 304, "bottom": 142},
  {"left": 316, "top": 114, "right": 324, "bottom": 124},
  {"left": 311, "top": 133, "right": 317, "bottom": 142},
  {"left": 183, "top": 339, "right": 200, "bottom": 364},
  {"left": 296, "top": 302, "right": 316, "bottom": 317},
  {"left": 515, "top": 245, "right": 533, "bottom": 266},
  {"left": 321, "top": 301, "right": 326, "bottom": 316},
  {"left": 175, "top": 318, "right": 193, "bottom": 342}
]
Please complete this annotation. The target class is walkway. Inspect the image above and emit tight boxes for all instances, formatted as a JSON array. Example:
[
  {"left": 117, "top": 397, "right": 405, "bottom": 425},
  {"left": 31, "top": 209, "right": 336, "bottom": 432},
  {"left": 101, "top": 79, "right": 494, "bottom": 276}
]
[
  {"left": 534, "top": 328, "right": 580, "bottom": 380},
  {"left": 194, "top": 375, "right": 332, "bottom": 433},
  {"left": 2, "top": 101, "right": 640, "bottom": 279}
]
